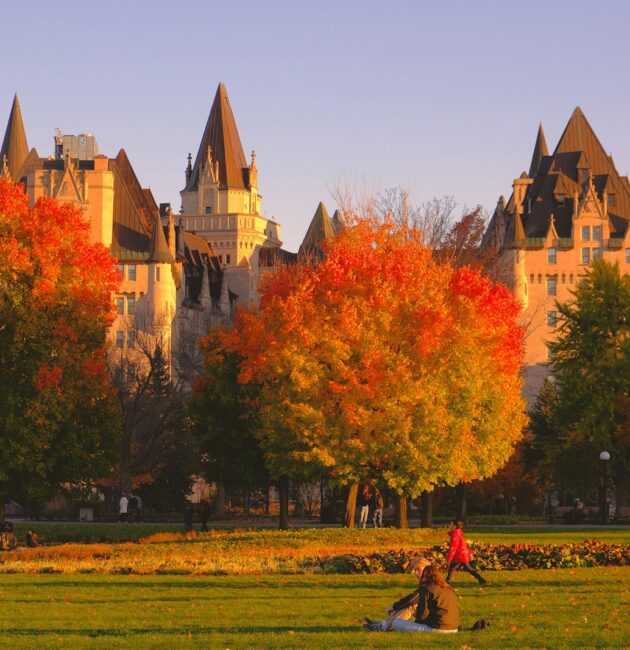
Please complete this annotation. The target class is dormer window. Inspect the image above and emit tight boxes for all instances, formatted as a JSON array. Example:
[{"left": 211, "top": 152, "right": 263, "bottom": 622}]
[
  {"left": 580, "top": 169, "right": 589, "bottom": 184},
  {"left": 556, "top": 194, "right": 566, "bottom": 205},
  {"left": 205, "top": 206, "right": 213, "bottom": 214},
  {"left": 547, "top": 247, "right": 557, "bottom": 264},
  {"left": 608, "top": 194, "right": 615, "bottom": 207}
]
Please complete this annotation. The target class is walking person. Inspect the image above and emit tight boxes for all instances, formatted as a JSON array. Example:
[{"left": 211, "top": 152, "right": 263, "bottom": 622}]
[
  {"left": 199, "top": 497, "right": 210, "bottom": 532},
  {"left": 372, "top": 488, "right": 384, "bottom": 528},
  {"left": 445, "top": 520, "right": 486, "bottom": 585},
  {"left": 118, "top": 493, "right": 129, "bottom": 523},
  {"left": 358, "top": 484, "right": 371, "bottom": 529},
  {"left": 130, "top": 493, "right": 143, "bottom": 523}
]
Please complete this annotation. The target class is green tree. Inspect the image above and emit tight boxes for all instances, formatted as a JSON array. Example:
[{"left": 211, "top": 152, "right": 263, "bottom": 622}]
[
  {"left": 189, "top": 332, "right": 270, "bottom": 512},
  {"left": 548, "top": 260, "right": 630, "bottom": 508}
]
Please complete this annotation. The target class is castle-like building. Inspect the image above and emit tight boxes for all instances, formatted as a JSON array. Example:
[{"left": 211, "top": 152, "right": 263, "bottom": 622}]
[
  {"left": 0, "top": 92, "right": 234, "bottom": 371},
  {"left": 485, "top": 107, "right": 630, "bottom": 400}
]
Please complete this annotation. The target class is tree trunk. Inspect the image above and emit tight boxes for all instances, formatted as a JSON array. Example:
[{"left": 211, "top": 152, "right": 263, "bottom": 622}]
[
  {"left": 213, "top": 483, "right": 225, "bottom": 518},
  {"left": 265, "top": 487, "right": 270, "bottom": 516},
  {"left": 344, "top": 483, "right": 358, "bottom": 528},
  {"left": 394, "top": 494, "right": 408, "bottom": 529},
  {"left": 614, "top": 461, "right": 629, "bottom": 509},
  {"left": 279, "top": 474, "right": 289, "bottom": 530},
  {"left": 0, "top": 499, "right": 4, "bottom": 525},
  {"left": 455, "top": 483, "right": 467, "bottom": 522},
  {"left": 319, "top": 478, "right": 327, "bottom": 524},
  {"left": 420, "top": 491, "right": 433, "bottom": 528}
]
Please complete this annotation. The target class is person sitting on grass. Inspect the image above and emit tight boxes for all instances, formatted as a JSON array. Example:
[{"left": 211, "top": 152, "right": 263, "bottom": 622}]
[
  {"left": 446, "top": 520, "right": 486, "bottom": 585},
  {"left": 372, "top": 557, "right": 430, "bottom": 630},
  {"left": 364, "top": 564, "right": 459, "bottom": 633}
]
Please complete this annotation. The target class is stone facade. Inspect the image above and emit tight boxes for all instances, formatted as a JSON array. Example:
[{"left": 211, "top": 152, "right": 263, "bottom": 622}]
[{"left": 485, "top": 108, "right": 630, "bottom": 402}]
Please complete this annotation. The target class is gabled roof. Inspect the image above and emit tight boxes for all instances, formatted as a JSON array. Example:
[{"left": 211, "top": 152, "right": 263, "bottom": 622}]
[
  {"left": 504, "top": 107, "right": 630, "bottom": 241},
  {"left": 299, "top": 202, "right": 335, "bottom": 256},
  {"left": 109, "top": 150, "right": 159, "bottom": 260},
  {"left": 0, "top": 94, "right": 29, "bottom": 179},
  {"left": 184, "top": 83, "right": 249, "bottom": 192},
  {"left": 528, "top": 123, "right": 548, "bottom": 177}
]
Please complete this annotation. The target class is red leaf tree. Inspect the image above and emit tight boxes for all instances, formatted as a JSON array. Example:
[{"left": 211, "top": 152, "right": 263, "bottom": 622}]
[
  {"left": 205, "top": 216, "right": 526, "bottom": 527},
  {"left": 0, "top": 178, "right": 120, "bottom": 518}
]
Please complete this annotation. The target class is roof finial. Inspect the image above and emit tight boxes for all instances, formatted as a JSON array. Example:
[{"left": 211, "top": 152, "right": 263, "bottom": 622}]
[{"left": 185, "top": 152, "right": 192, "bottom": 180}]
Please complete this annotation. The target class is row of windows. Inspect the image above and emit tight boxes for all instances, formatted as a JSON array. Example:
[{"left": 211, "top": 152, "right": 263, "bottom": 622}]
[
  {"left": 530, "top": 273, "right": 574, "bottom": 286},
  {"left": 118, "top": 264, "right": 137, "bottom": 281},
  {"left": 547, "top": 244, "right": 602, "bottom": 264},
  {"left": 218, "top": 254, "right": 231, "bottom": 265}
]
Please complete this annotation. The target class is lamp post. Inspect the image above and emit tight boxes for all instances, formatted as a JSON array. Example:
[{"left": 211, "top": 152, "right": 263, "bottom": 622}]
[{"left": 599, "top": 451, "right": 611, "bottom": 525}]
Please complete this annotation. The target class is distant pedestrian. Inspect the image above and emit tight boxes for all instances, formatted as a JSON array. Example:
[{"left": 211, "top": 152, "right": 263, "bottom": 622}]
[
  {"left": 130, "top": 494, "right": 143, "bottom": 523},
  {"left": 372, "top": 488, "right": 384, "bottom": 528},
  {"left": 358, "top": 485, "right": 372, "bottom": 529},
  {"left": 184, "top": 501, "right": 194, "bottom": 533},
  {"left": 26, "top": 530, "right": 40, "bottom": 547},
  {"left": 199, "top": 497, "right": 210, "bottom": 532},
  {"left": 119, "top": 494, "right": 129, "bottom": 523},
  {"left": 445, "top": 520, "right": 486, "bottom": 585}
]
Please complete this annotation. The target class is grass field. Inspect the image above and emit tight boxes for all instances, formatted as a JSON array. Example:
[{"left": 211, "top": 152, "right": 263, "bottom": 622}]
[
  {"left": 10, "top": 522, "right": 630, "bottom": 545},
  {"left": 0, "top": 568, "right": 627, "bottom": 649}
]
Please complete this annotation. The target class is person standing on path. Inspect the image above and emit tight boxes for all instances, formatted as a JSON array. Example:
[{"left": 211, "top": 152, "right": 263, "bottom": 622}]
[
  {"left": 358, "top": 485, "right": 371, "bottom": 529},
  {"left": 199, "top": 497, "right": 210, "bottom": 532},
  {"left": 371, "top": 488, "right": 384, "bottom": 528},
  {"left": 118, "top": 493, "right": 129, "bottom": 523},
  {"left": 445, "top": 520, "right": 486, "bottom": 584}
]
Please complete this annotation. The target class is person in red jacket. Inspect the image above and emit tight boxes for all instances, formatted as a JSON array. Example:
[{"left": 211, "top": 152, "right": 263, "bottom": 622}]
[{"left": 445, "top": 520, "right": 486, "bottom": 585}]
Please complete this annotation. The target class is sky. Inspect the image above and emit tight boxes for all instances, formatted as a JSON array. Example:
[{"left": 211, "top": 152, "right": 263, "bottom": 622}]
[{"left": 3, "top": 0, "right": 630, "bottom": 251}]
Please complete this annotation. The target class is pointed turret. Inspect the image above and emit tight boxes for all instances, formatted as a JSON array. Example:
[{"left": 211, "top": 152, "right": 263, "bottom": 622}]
[
  {"left": 528, "top": 123, "right": 548, "bottom": 177},
  {"left": 513, "top": 211, "right": 526, "bottom": 246},
  {"left": 185, "top": 83, "right": 249, "bottom": 192},
  {"left": 148, "top": 216, "right": 175, "bottom": 263},
  {"left": 332, "top": 209, "right": 345, "bottom": 233},
  {"left": 0, "top": 94, "right": 29, "bottom": 180},
  {"left": 299, "top": 202, "right": 335, "bottom": 256}
]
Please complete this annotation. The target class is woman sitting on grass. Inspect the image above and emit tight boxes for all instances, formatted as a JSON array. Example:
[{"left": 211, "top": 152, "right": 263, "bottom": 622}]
[{"left": 364, "top": 564, "right": 459, "bottom": 633}]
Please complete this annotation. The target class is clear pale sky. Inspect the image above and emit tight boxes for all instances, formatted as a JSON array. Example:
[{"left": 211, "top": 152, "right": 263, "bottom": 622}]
[{"left": 3, "top": 0, "right": 630, "bottom": 251}]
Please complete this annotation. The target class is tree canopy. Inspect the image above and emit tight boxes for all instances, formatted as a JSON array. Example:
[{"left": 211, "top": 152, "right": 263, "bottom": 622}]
[
  {"left": 218, "top": 217, "right": 526, "bottom": 497},
  {"left": 0, "top": 178, "right": 120, "bottom": 510}
]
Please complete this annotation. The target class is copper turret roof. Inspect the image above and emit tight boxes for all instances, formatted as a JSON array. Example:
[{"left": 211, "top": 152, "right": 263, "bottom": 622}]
[
  {"left": 148, "top": 213, "right": 175, "bottom": 264},
  {"left": 299, "top": 202, "right": 335, "bottom": 256},
  {"left": 0, "top": 94, "right": 29, "bottom": 179},
  {"left": 528, "top": 123, "right": 548, "bottom": 178},
  {"left": 184, "top": 83, "right": 249, "bottom": 192}
]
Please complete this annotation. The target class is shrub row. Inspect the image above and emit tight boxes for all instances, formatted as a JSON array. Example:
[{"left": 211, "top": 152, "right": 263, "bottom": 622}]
[{"left": 320, "top": 540, "right": 630, "bottom": 573}]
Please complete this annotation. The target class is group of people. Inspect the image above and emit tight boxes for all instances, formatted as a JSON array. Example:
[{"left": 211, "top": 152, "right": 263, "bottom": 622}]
[
  {"left": 364, "top": 520, "right": 486, "bottom": 634},
  {"left": 118, "top": 493, "right": 143, "bottom": 523},
  {"left": 357, "top": 485, "right": 384, "bottom": 528}
]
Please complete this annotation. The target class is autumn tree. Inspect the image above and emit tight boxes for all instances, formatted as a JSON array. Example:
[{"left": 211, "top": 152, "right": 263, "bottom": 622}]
[
  {"left": 0, "top": 178, "right": 120, "bottom": 520},
  {"left": 221, "top": 216, "right": 526, "bottom": 528}
]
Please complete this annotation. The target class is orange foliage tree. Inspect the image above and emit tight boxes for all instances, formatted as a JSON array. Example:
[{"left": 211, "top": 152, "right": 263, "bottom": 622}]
[
  {"left": 215, "top": 217, "right": 526, "bottom": 527},
  {"left": 0, "top": 179, "right": 120, "bottom": 518}
]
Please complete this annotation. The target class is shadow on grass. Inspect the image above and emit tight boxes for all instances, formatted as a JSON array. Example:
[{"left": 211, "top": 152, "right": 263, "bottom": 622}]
[{"left": 0, "top": 625, "right": 358, "bottom": 637}]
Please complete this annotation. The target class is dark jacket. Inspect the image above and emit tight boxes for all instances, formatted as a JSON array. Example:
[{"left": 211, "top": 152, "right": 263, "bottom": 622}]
[{"left": 414, "top": 583, "right": 459, "bottom": 630}]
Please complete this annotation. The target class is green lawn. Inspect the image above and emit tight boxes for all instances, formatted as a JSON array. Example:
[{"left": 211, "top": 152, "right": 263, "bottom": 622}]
[
  {"left": 0, "top": 568, "right": 627, "bottom": 648},
  {"left": 11, "top": 522, "right": 630, "bottom": 545}
]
